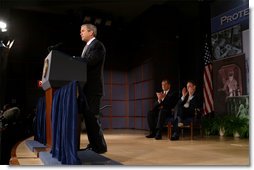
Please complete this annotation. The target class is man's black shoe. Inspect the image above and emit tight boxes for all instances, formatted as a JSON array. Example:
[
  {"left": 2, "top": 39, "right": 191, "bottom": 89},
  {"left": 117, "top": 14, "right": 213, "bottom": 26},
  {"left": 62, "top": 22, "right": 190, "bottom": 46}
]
[
  {"left": 78, "top": 144, "right": 92, "bottom": 151},
  {"left": 84, "top": 144, "right": 92, "bottom": 150},
  {"left": 170, "top": 133, "right": 179, "bottom": 141},
  {"left": 81, "top": 144, "right": 107, "bottom": 154},
  {"left": 170, "top": 136, "right": 179, "bottom": 140},
  {"left": 92, "top": 148, "right": 107, "bottom": 154},
  {"left": 146, "top": 133, "right": 156, "bottom": 138},
  {"left": 155, "top": 134, "right": 162, "bottom": 140}
]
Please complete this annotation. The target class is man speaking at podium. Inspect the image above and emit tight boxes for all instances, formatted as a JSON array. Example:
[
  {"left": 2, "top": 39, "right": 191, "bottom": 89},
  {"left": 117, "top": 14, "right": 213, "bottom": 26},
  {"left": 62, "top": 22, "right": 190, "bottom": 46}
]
[{"left": 78, "top": 24, "right": 107, "bottom": 154}]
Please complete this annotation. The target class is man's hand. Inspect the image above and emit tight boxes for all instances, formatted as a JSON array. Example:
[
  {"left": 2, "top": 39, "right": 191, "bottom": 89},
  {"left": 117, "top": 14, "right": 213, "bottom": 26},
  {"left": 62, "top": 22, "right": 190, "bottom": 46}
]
[
  {"left": 182, "top": 87, "right": 187, "bottom": 97},
  {"left": 156, "top": 92, "right": 166, "bottom": 101}
]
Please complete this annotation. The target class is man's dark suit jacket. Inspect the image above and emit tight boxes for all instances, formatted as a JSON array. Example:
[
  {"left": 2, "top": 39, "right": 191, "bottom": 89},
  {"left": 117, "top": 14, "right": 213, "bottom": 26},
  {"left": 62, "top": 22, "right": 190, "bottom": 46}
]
[
  {"left": 153, "top": 90, "right": 178, "bottom": 113},
  {"left": 175, "top": 92, "right": 202, "bottom": 118},
  {"left": 181, "top": 92, "right": 201, "bottom": 112},
  {"left": 81, "top": 39, "right": 106, "bottom": 96}
]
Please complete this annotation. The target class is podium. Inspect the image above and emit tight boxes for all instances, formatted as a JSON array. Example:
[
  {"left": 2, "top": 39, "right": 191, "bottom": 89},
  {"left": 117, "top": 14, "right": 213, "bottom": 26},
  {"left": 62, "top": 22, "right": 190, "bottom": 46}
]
[{"left": 41, "top": 50, "right": 86, "bottom": 146}]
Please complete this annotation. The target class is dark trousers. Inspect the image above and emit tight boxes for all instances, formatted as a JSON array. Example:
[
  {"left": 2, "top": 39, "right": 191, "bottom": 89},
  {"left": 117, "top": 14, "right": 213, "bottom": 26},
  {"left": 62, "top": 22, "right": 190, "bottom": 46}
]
[
  {"left": 147, "top": 108, "right": 171, "bottom": 134},
  {"left": 83, "top": 95, "right": 107, "bottom": 151},
  {"left": 172, "top": 107, "right": 194, "bottom": 135}
]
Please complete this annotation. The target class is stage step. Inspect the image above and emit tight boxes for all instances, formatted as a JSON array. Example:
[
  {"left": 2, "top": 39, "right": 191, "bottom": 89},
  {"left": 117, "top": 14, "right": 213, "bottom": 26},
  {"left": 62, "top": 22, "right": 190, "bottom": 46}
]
[
  {"left": 25, "top": 140, "right": 47, "bottom": 152},
  {"left": 78, "top": 150, "right": 122, "bottom": 165},
  {"left": 17, "top": 139, "right": 122, "bottom": 165},
  {"left": 38, "top": 149, "right": 122, "bottom": 165},
  {"left": 39, "top": 152, "right": 62, "bottom": 165}
]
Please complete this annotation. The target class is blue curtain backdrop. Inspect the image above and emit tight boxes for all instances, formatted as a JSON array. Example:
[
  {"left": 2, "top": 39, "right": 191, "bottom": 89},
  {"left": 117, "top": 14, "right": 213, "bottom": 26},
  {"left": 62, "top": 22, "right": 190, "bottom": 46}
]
[
  {"left": 34, "top": 96, "right": 46, "bottom": 145},
  {"left": 51, "top": 81, "right": 81, "bottom": 164}
]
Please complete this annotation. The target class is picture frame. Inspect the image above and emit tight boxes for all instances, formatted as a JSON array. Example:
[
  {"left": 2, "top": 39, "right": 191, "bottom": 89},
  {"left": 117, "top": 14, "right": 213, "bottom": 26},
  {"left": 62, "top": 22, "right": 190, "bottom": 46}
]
[
  {"left": 211, "top": 24, "right": 243, "bottom": 60},
  {"left": 212, "top": 54, "right": 246, "bottom": 115},
  {"left": 226, "top": 95, "right": 249, "bottom": 116}
]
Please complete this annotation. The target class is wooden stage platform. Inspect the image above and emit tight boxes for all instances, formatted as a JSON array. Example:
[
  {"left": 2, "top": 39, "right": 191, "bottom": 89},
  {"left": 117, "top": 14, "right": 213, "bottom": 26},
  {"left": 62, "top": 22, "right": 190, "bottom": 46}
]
[{"left": 9, "top": 129, "right": 249, "bottom": 166}]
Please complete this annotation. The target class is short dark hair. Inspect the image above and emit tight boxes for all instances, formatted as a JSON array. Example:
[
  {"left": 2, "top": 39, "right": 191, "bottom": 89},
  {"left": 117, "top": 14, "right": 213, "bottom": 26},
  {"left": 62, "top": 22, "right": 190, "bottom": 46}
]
[
  {"left": 187, "top": 80, "right": 196, "bottom": 86},
  {"left": 162, "top": 79, "right": 170, "bottom": 84}
]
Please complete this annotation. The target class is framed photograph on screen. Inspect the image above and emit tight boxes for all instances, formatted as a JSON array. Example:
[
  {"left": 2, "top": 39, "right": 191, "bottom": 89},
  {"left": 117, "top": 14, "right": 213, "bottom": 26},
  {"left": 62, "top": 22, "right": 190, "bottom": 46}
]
[
  {"left": 213, "top": 54, "right": 246, "bottom": 115},
  {"left": 226, "top": 95, "right": 249, "bottom": 117},
  {"left": 211, "top": 24, "right": 242, "bottom": 60}
]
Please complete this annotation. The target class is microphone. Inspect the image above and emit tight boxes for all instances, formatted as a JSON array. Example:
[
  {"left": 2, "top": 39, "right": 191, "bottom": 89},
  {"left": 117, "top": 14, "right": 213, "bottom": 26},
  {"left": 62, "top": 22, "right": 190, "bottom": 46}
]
[
  {"left": 2, "top": 107, "right": 21, "bottom": 122},
  {"left": 47, "top": 42, "right": 63, "bottom": 52}
]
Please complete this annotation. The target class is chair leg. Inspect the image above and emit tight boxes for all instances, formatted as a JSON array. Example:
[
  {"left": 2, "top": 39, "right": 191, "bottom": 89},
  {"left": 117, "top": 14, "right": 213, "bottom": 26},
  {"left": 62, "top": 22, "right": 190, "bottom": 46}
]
[
  {"left": 168, "top": 122, "right": 172, "bottom": 139},
  {"left": 200, "top": 125, "right": 203, "bottom": 138},
  {"left": 181, "top": 128, "right": 183, "bottom": 139},
  {"left": 190, "top": 122, "right": 193, "bottom": 140}
]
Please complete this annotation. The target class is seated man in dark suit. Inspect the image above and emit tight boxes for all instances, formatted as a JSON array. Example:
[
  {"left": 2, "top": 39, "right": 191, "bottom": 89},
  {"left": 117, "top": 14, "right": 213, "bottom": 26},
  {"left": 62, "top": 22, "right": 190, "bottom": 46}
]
[
  {"left": 171, "top": 80, "right": 202, "bottom": 140},
  {"left": 146, "top": 79, "right": 178, "bottom": 140}
]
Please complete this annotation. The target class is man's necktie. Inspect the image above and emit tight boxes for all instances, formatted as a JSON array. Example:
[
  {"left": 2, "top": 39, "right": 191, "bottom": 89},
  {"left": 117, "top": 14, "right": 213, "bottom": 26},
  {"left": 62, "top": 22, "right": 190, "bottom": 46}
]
[{"left": 81, "top": 45, "right": 88, "bottom": 58}]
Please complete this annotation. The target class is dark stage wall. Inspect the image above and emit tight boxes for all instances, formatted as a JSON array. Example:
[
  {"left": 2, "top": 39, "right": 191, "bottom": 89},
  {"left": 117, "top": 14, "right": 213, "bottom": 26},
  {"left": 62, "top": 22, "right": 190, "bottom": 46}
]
[{"left": 2, "top": 1, "right": 210, "bottom": 130}]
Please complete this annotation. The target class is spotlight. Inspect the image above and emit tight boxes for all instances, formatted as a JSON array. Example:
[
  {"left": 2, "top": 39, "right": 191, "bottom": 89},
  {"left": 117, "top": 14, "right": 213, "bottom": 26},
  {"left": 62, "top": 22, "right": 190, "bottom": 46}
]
[
  {"left": 0, "top": 41, "right": 6, "bottom": 48},
  {"left": 0, "top": 20, "right": 7, "bottom": 32},
  {"left": 0, "top": 40, "right": 14, "bottom": 49},
  {"left": 8, "top": 40, "right": 15, "bottom": 49},
  {"left": 1, "top": 28, "right": 7, "bottom": 32}
]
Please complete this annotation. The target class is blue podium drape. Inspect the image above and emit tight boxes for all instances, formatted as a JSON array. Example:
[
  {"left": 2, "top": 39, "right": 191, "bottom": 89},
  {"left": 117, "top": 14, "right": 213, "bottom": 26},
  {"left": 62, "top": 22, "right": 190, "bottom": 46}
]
[
  {"left": 34, "top": 96, "right": 46, "bottom": 145},
  {"left": 51, "top": 81, "right": 81, "bottom": 165}
]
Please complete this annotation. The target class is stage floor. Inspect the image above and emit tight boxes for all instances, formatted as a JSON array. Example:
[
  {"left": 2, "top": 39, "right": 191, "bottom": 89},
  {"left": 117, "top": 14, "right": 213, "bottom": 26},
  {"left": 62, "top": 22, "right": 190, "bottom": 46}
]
[{"left": 11, "top": 129, "right": 250, "bottom": 166}]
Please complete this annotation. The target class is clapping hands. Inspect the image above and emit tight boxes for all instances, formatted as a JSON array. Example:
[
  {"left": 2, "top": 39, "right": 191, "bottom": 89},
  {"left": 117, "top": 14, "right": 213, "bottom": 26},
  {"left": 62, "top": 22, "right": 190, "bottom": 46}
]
[
  {"left": 182, "top": 87, "right": 187, "bottom": 97},
  {"left": 156, "top": 92, "right": 166, "bottom": 101}
]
